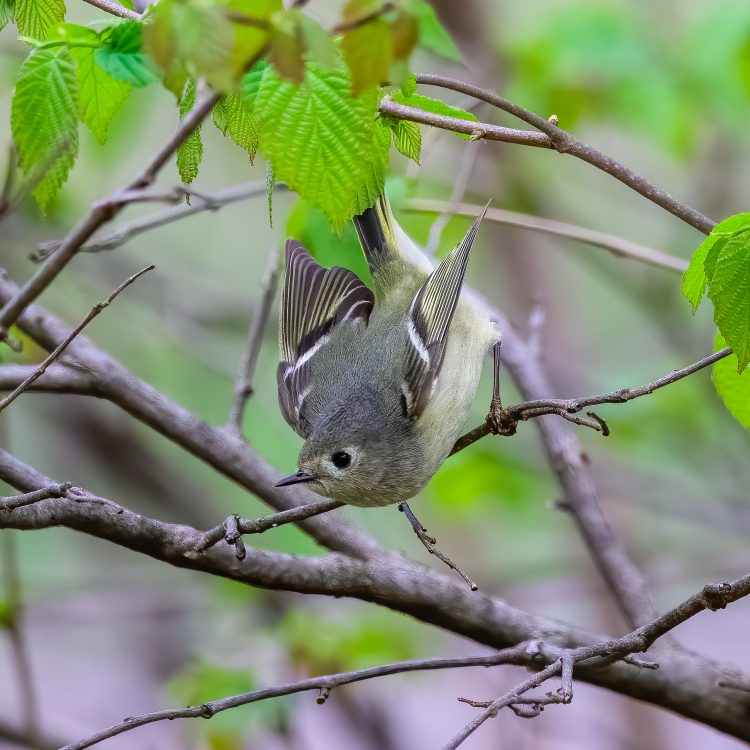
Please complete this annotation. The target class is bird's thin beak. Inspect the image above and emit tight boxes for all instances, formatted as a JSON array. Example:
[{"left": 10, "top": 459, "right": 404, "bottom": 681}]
[{"left": 275, "top": 470, "right": 317, "bottom": 488}]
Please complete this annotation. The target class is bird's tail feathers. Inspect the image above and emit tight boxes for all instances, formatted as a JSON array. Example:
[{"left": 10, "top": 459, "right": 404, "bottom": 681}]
[{"left": 353, "top": 194, "right": 399, "bottom": 274}]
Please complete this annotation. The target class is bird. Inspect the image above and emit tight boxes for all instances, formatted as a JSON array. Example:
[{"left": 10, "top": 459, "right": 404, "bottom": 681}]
[{"left": 274, "top": 193, "right": 501, "bottom": 507}]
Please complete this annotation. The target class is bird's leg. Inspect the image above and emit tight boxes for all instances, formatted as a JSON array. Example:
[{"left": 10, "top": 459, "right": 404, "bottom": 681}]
[
  {"left": 398, "top": 502, "right": 478, "bottom": 591},
  {"left": 485, "top": 340, "right": 516, "bottom": 436}
]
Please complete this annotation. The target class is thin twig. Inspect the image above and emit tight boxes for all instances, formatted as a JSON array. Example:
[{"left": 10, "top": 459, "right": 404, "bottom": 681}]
[
  {"left": 196, "top": 498, "right": 343, "bottom": 556},
  {"left": 33, "top": 181, "right": 285, "bottom": 260},
  {"left": 378, "top": 99, "right": 552, "bottom": 148},
  {"left": 398, "top": 502, "right": 478, "bottom": 590},
  {"left": 413, "top": 74, "right": 716, "bottom": 235},
  {"left": 1, "top": 483, "right": 72, "bottom": 511},
  {"left": 58, "top": 572, "right": 750, "bottom": 750},
  {"left": 444, "top": 575, "right": 750, "bottom": 749},
  {"left": 0, "top": 89, "right": 221, "bottom": 344},
  {"left": 424, "top": 145, "right": 481, "bottom": 259},
  {"left": 406, "top": 198, "right": 688, "bottom": 273},
  {"left": 81, "top": 0, "right": 140, "bottom": 18},
  {"left": 0, "top": 266, "right": 154, "bottom": 414},
  {"left": 2, "top": 532, "right": 41, "bottom": 747},
  {"left": 59, "top": 646, "right": 531, "bottom": 750},
  {"left": 451, "top": 347, "right": 732, "bottom": 453},
  {"left": 227, "top": 248, "right": 280, "bottom": 434}
]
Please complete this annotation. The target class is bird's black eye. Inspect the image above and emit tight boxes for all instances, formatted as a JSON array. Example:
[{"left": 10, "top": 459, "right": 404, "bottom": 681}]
[{"left": 331, "top": 451, "right": 351, "bottom": 469}]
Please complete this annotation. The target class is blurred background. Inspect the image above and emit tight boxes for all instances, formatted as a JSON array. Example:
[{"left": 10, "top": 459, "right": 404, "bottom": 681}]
[{"left": 2, "top": 0, "right": 750, "bottom": 747}]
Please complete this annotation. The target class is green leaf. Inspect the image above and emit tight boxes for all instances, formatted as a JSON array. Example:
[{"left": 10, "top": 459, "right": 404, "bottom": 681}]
[
  {"left": 72, "top": 46, "right": 131, "bottom": 145},
  {"left": 341, "top": 16, "right": 392, "bottom": 95},
  {"left": 212, "top": 94, "right": 259, "bottom": 161},
  {"left": 391, "top": 91, "right": 477, "bottom": 138},
  {"left": 11, "top": 46, "right": 79, "bottom": 211},
  {"left": 96, "top": 20, "right": 160, "bottom": 88},
  {"left": 392, "top": 118, "right": 421, "bottom": 163},
  {"left": 0, "top": 0, "right": 15, "bottom": 31},
  {"left": 405, "top": 0, "right": 462, "bottom": 62},
  {"left": 706, "top": 227, "right": 750, "bottom": 371},
  {"left": 713, "top": 332, "right": 750, "bottom": 428},
  {"left": 400, "top": 72, "right": 416, "bottom": 97},
  {"left": 243, "top": 62, "right": 391, "bottom": 231},
  {"left": 15, "top": 0, "right": 64, "bottom": 40},
  {"left": 176, "top": 80, "right": 202, "bottom": 185},
  {"left": 146, "top": 0, "right": 277, "bottom": 91},
  {"left": 682, "top": 213, "right": 750, "bottom": 313}
]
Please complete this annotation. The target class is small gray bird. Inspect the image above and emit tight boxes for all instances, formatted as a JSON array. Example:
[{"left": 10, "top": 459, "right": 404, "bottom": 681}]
[{"left": 275, "top": 194, "right": 501, "bottom": 507}]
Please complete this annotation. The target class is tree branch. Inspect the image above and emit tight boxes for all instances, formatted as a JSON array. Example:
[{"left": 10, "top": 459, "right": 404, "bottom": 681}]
[
  {"left": 452, "top": 346, "right": 733, "bottom": 452},
  {"left": 61, "top": 646, "right": 531, "bottom": 750},
  {"left": 81, "top": 0, "right": 140, "bottom": 19},
  {"left": 405, "top": 198, "right": 688, "bottom": 273},
  {"left": 0, "top": 265, "right": 153, "bottom": 414},
  {"left": 33, "top": 181, "right": 286, "bottom": 261},
  {"left": 227, "top": 247, "right": 279, "bottom": 435},
  {"left": 0, "top": 89, "right": 221, "bottom": 344},
  {"left": 2, "top": 448, "right": 750, "bottom": 743},
  {"left": 413, "top": 74, "right": 716, "bottom": 234},
  {"left": 378, "top": 99, "right": 552, "bottom": 147},
  {"left": 445, "top": 575, "right": 750, "bottom": 749}
]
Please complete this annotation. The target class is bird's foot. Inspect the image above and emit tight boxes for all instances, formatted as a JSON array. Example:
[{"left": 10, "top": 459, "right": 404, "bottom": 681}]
[{"left": 485, "top": 396, "right": 516, "bottom": 436}]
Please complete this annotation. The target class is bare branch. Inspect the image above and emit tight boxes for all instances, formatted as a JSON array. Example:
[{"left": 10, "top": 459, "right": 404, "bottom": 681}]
[
  {"left": 405, "top": 198, "right": 688, "bottom": 273},
  {"left": 81, "top": 0, "right": 140, "bottom": 19},
  {"left": 2, "top": 448, "right": 750, "bottom": 741},
  {"left": 424, "top": 145, "right": 481, "bottom": 259},
  {"left": 62, "top": 646, "right": 530, "bottom": 750},
  {"left": 0, "top": 266, "right": 153, "bottom": 414},
  {"left": 413, "top": 74, "right": 716, "bottom": 235},
  {"left": 227, "top": 247, "right": 279, "bottom": 434},
  {"left": 378, "top": 99, "right": 553, "bottom": 148},
  {"left": 399, "top": 501, "right": 477, "bottom": 591},
  {"left": 34, "top": 181, "right": 285, "bottom": 260},
  {"left": 0, "top": 89, "right": 221, "bottom": 344},
  {"left": 451, "top": 346, "right": 731, "bottom": 453},
  {"left": 1, "top": 482, "right": 72, "bottom": 511},
  {"left": 444, "top": 574, "right": 750, "bottom": 749}
]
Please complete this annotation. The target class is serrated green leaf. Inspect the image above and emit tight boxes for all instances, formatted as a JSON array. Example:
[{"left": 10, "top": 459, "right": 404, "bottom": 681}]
[
  {"left": 213, "top": 94, "right": 258, "bottom": 161},
  {"left": 391, "top": 91, "right": 477, "bottom": 138},
  {"left": 243, "top": 62, "right": 391, "bottom": 231},
  {"left": 391, "top": 118, "right": 421, "bottom": 163},
  {"left": 72, "top": 46, "right": 131, "bottom": 145},
  {"left": 683, "top": 213, "right": 750, "bottom": 312},
  {"left": 96, "top": 21, "right": 160, "bottom": 88},
  {"left": 405, "top": 0, "right": 462, "bottom": 62},
  {"left": 176, "top": 80, "right": 202, "bottom": 185},
  {"left": 400, "top": 72, "right": 416, "bottom": 97},
  {"left": 713, "top": 332, "right": 750, "bottom": 428},
  {"left": 15, "top": 0, "right": 64, "bottom": 40},
  {"left": 706, "top": 227, "right": 750, "bottom": 371},
  {"left": 0, "top": 0, "right": 16, "bottom": 31},
  {"left": 11, "top": 47, "right": 79, "bottom": 211},
  {"left": 341, "top": 17, "right": 392, "bottom": 95}
]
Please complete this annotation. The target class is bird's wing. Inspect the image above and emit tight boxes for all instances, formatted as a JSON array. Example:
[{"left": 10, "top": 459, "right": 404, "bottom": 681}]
[
  {"left": 278, "top": 239, "right": 374, "bottom": 436},
  {"left": 401, "top": 206, "right": 487, "bottom": 419}
]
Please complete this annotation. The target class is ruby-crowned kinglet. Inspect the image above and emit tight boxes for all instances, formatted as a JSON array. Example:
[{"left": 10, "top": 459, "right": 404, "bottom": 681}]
[{"left": 275, "top": 193, "right": 500, "bottom": 507}]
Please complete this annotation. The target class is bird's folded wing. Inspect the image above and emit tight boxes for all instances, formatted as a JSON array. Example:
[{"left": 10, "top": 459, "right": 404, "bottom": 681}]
[
  {"left": 278, "top": 239, "right": 374, "bottom": 436},
  {"left": 402, "top": 208, "right": 486, "bottom": 419}
]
